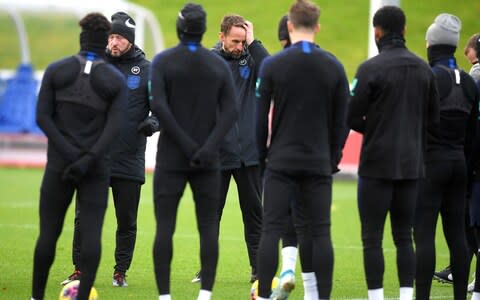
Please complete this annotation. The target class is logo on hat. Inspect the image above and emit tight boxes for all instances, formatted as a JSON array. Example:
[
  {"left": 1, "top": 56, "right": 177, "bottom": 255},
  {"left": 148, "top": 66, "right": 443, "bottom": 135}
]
[
  {"left": 125, "top": 18, "right": 136, "bottom": 29},
  {"left": 131, "top": 66, "right": 140, "bottom": 75}
]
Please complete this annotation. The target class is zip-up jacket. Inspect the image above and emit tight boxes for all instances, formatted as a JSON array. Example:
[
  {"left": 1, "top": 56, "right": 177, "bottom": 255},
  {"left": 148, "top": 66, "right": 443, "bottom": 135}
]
[
  {"left": 106, "top": 46, "right": 152, "bottom": 183},
  {"left": 348, "top": 35, "right": 440, "bottom": 179},
  {"left": 212, "top": 40, "right": 269, "bottom": 170}
]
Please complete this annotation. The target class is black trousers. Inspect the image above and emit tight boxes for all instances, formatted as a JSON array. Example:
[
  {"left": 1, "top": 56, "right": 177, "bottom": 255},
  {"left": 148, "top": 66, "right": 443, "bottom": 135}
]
[
  {"left": 153, "top": 168, "right": 220, "bottom": 294},
  {"left": 72, "top": 178, "right": 141, "bottom": 274},
  {"left": 414, "top": 160, "right": 468, "bottom": 300},
  {"left": 357, "top": 176, "right": 417, "bottom": 290},
  {"left": 257, "top": 169, "right": 333, "bottom": 299},
  {"left": 218, "top": 165, "right": 262, "bottom": 271},
  {"left": 32, "top": 166, "right": 109, "bottom": 300}
]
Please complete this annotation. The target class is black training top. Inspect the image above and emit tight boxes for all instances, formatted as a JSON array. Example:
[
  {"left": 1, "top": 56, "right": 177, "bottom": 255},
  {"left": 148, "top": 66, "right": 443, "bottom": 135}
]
[
  {"left": 36, "top": 51, "right": 127, "bottom": 172},
  {"left": 348, "top": 35, "right": 440, "bottom": 180},
  {"left": 426, "top": 56, "right": 479, "bottom": 163},
  {"left": 106, "top": 46, "right": 152, "bottom": 183},
  {"left": 149, "top": 42, "right": 238, "bottom": 170},
  {"left": 256, "top": 41, "right": 350, "bottom": 175}
]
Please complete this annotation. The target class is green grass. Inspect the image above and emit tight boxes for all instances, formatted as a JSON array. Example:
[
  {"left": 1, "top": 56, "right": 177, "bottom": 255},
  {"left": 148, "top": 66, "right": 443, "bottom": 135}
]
[{"left": 0, "top": 167, "right": 457, "bottom": 299}]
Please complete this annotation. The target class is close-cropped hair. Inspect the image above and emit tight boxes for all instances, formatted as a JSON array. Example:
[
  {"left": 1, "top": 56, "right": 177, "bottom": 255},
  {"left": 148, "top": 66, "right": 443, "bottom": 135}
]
[
  {"left": 288, "top": 0, "right": 320, "bottom": 30},
  {"left": 220, "top": 14, "right": 245, "bottom": 34},
  {"left": 372, "top": 5, "right": 405, "bottom": 35},
  {"left": 464, "top": 33, "right": 480, "bottom": 55},
  {"left": 79, "top": 12, "right": 111, "bottom": 32}
]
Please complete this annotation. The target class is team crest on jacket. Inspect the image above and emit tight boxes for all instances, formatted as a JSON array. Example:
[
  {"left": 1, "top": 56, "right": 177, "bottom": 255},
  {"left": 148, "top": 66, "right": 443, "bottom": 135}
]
[
  {"left": 131, "top": 66, "right": 140, "bottom": 75},
  {"left": 239, "top": 66, "right": 250, "bottom": 79},
  {"left": 239, "top": 59, "right": 247, "bottom": 66},
  {"left": 127, "top": 75, "right": 140, "bottom": 89}
]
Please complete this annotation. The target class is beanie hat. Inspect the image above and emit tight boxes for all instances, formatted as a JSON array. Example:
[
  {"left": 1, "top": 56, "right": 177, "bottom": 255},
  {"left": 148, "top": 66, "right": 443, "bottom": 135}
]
[
  {"left": 278, "top": 15, "right": 289, "bottom": 41},
  {"left": 176, "top": 3, "right": 206, "bottom": 38},
  {"left": 110, "top": 12, "right": 136, "bottom": 44},
  {"left": 426, "top": 13, "right": 461, "bottom": 47}
]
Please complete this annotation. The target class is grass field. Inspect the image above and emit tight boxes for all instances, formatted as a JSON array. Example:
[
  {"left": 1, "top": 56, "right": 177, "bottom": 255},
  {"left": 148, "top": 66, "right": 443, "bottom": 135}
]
[{"left": 0, "top": 167, "right": 458, "bottom": 299}]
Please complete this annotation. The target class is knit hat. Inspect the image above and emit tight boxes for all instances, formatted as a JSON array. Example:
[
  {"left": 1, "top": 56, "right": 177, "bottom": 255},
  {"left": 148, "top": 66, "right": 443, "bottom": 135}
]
[
  {"left": 426, "top": 13, "right": 461, "bottom": 47},
  {"left": 176, "top": 3, "right": 206, "bottom": 38},
  {"left": 110, "top": 12, "right": 136, "bottom": 44},
  {"left": 278, "top": 15, "right": 289, "bottom": 41}
]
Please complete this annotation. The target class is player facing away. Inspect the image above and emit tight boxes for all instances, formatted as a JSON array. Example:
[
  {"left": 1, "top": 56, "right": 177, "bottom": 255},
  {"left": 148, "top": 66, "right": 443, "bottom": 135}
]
[
  {"left": 255, "top": 0, "right": 350, "bottom": 299},
  {"left": 149, "top": 3, "right": 238, "bottom": 300},
  {"left": 348, "top": 5, "right": 439, "bottom": 300},
  {"left": 31, "top": 12, "right": 127, "bottom": 300}
]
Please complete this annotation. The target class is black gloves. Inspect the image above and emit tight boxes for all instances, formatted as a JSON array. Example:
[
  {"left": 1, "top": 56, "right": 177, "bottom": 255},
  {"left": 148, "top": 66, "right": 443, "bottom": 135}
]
[
  {"left": 62, "top": 153, "right": 94, "bottom": 184},
  {"left": 190, "top": 146, "right": 215, "bottom": 169},
  {"left": 137, "top": 116, "right": 160, "bottom": 137}
]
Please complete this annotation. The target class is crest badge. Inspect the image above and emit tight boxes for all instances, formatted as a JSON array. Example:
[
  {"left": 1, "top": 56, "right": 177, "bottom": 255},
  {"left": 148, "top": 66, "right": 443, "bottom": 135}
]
[{"left": 131, "top": 66, "right": 140, "bottom": 75}]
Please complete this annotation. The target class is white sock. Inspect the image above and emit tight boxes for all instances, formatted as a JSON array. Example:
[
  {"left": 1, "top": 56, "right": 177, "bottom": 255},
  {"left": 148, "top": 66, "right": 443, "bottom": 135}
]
[
  {"left": 368, "top": 288, "right": 384, "bottom": 300},
  {"left": 399, "top": 287, "right": 413, "bottom": 300},
  {"left": 257, "top": 297, "right": 270, "bottom": 300},
  {"left": 159, "top": 295, "right": 172, "bottom": 300},
  {"left": 197, "top": 289, "right": 212, "bottom": 300},
  {"left": 472, "top": 292, "right": 480, "bottom": 300},
  {"left": 281, "top": 246, "right": 298, "bottom": 274},
  {"left": 302, "top": 272, "right": 318, "bottom": 300}
]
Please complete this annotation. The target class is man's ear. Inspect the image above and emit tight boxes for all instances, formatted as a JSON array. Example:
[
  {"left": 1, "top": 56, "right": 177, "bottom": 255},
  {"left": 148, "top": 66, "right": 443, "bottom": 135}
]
[
  {"left": 287, "top": 20, "right": 294, "bottom": 33},
  {"left": 315, "top": 23, "right": 320, "bottom": 33},
  {"left": 219, "top": 32, "right": 225, "bottom": 43},
  {"left": 374, "top": 26, "right": 384, "bottom": 42}
]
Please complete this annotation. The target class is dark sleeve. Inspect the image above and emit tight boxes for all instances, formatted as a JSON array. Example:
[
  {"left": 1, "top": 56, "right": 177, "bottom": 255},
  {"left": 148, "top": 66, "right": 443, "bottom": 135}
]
[
  {"left": 88, "top": 66, "right": 128, "bottom": 159},
  {"left": 427, "top": 70, "right": 440, "bottom": 128},
  {"left": 200, "top": 65, "right": 239, "bottom": 151},
  {"left": 347, "top": 65, "right": 370, "bottom": 133},
  {"left": 255, "top": 59, "right": 272, "bottom": 163},
  {"left": 464, "top": 74, "right": 480, "bottom": 163},
  {"left": 331, "top": 64, "right": 350, "bottom": 172},
  {"left": 36, "top": 64, "right": 82, "bottom": 161},
  {"left": 149, "top": 55, "right": 199, "bottom": 158},
  {"left": 248, "top": 40, "right": 269, "bottom": 76}
]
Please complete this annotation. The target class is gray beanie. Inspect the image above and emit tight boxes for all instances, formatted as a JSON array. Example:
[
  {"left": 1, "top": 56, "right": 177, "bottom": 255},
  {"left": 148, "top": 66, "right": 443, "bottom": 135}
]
[{"left": 426, "top": 13, "right": 461, "bottom": 47}]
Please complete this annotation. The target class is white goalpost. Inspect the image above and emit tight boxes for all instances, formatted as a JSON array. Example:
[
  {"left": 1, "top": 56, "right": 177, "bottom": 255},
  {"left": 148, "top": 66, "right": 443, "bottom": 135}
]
[{"left": 368, "top": 0, "right": 401, "bottom": 58}]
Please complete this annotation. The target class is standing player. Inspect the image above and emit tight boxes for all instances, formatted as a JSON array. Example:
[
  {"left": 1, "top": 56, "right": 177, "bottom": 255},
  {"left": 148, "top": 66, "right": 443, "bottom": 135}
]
[
  {"left": 191, "top": 13, "right": 269, "bottom": 284},
  {"left": 464, "top": 33, "right": 480, "bottom": 82},
  {"left": 348, "top": 6, "right": 439, "bottom": 300},
  {"left": 414, "top": 13, "right": 478, "bottom": 300},
  {"left": 150, "top": 3, "right": 238, "bottom": 300},
  {"left": 31, "top": 13, "right": 127, "bottom": 300},
  {"left": 61, "top": 11, "right": 156, "bottom": 287},
  {"left": 256, "top": 1, "right": 349, "bottom": 299}
]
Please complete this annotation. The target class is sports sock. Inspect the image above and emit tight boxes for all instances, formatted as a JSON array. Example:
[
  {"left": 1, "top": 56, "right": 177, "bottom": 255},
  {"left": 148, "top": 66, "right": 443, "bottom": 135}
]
[
  {"left": 159, "top": 294, "right": 172, "bottom": 300},
  {"left": 368, "top": 288, "right": 384, "bottom": 300},
  {"left": 302, "top": 272, "right": 318, "bottom": 300},
  {"left": 281, "top": 246, "right": 298, "bottom": 274},
  {"left": 399, "top": 287, "right": 413, "bottom": 300},
  {"left": 257, "top": 297, "right": 269, "bottom": 300},
  {"left": 197, "top": 289, "right": 212, "bottom": 300},
  {"left": 472, "top": 292, "right": 480, "bottom": 300}
]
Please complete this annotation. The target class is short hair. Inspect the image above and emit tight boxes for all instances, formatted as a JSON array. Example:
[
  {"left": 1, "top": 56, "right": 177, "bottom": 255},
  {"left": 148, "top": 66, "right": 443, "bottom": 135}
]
[
  {"left": 220, "top": 15, "right": 245, "bottom": 35},
  {"left": 79, "top": 12, "right": 111, "bottom": 32},
  {"left": 464, "top": 33, "right": 480, "bottom": 56},
  {"left": 288, "top": 0, "right": 320, "bottom": 30},
  {"left": 372, "top": 6, "right": 405, "bottom": 35}
]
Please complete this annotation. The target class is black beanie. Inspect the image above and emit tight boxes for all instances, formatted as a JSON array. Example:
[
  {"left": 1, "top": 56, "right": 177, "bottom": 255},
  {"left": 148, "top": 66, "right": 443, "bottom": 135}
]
[
  {"left": 110, "top": 12, "right": 136, "bottom": 44},
  {"left": 278, "top": 15, "right": 289, "bottom": 41},
  {"left": 176, "top": 3, "right": 206, "bottom": 41}
]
